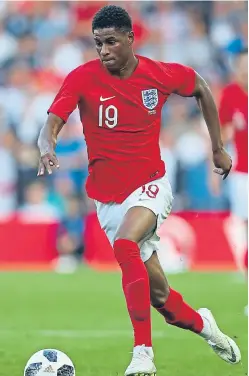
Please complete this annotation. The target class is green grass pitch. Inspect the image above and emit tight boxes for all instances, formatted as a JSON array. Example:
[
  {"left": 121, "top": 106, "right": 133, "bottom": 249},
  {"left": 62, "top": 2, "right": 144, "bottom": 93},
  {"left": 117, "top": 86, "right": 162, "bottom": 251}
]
[{"left": 0, "top": 269, "right": 247, "bottom": 375}]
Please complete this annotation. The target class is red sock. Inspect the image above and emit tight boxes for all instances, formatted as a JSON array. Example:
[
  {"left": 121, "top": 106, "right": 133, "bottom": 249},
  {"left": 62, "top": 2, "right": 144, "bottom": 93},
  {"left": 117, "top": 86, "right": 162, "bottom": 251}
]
[
  {"left": 114, "top": 239, "right": 152, "bottom": 347},
  {"left": 156, "top": 287, "right": 204, "bottom": 333}
]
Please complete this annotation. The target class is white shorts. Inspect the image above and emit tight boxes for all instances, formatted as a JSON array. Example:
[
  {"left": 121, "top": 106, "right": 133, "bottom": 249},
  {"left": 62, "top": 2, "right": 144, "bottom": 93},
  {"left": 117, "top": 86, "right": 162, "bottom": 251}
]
[
  {"left": 229, "top": 171, "right": 248, "bottom": 221},
  {"left": 94, "top": 174, "right": 174, "bottom": 262}
]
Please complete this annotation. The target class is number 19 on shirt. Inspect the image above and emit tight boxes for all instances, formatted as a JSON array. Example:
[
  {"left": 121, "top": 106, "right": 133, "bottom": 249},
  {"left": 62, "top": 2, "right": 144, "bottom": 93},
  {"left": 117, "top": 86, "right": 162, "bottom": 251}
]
[{"left": 99, "top": 104, "right": 118, "bottom": 128}]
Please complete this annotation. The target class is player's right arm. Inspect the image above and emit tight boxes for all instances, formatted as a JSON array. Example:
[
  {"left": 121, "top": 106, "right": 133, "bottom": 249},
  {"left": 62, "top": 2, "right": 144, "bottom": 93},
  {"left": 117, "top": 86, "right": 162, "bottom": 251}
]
[
  {"left": 37, "top": 114, "right": 64, "bottom": 176},
  {"left": 37, "top": 68, "right": 81, "bottom": 176}
]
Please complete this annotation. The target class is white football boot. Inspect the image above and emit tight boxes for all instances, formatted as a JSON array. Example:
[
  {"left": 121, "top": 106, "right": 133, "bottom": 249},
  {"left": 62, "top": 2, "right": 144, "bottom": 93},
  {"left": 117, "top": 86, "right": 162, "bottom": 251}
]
[
  {"left": 198, "top": 308, "right": 241, "bottom": 364},
  {"left": 124, "top": 345, "right": 157, "bottom": 376}
]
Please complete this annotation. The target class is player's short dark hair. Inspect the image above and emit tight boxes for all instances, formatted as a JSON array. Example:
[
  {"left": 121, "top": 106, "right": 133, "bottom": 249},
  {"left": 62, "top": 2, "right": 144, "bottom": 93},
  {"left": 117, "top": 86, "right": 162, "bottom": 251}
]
[{"left": 92, "top": 5, "right": 132, "bottom": 33}]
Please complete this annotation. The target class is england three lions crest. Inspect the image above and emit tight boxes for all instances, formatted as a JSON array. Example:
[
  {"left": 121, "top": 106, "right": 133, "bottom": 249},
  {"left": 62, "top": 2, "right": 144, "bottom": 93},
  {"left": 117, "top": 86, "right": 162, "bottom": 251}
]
[{"left": 142, "top": 89, "right": 158, "bottom": 110}]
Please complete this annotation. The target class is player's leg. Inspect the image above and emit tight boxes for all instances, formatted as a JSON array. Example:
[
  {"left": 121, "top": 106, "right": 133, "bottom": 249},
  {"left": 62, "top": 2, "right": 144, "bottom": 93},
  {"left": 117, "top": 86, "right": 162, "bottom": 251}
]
[
  {"left": 94, "top": 198, "right": 156, "bottom": 375},
  {"left": 114, "top": 175, "right": 176, "bottom": 375},
  {"left": 145, "top": 252, "right": 203, "bottom": 332},
  {"left": 114, "top": 206, "right": 157, "bottom": 376},
  {"left": 144, "top": 251, "right": 241, "bottom": 364}
]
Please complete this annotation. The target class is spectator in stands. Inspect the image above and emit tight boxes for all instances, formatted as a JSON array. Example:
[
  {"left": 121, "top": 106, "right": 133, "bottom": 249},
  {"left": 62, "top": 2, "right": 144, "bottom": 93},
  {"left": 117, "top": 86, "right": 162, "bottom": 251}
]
[
  {"left": 0, "top": 0, "right": 247, "bottom": 218},
  {"left": 18, "top": 180, "right": 61, "bottom": 223},
  {"left": 55, "top": 195, "right": 85, "bottom": 273},
  {"left": 0, "top": 104, "right": 17, "bottom": 219}
]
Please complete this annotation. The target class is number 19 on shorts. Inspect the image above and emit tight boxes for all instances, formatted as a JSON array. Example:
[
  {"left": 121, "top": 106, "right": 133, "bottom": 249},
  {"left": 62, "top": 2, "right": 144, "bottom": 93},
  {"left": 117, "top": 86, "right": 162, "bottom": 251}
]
[{"left": 99, "top": 105, "right": 118, "bottom": 128}]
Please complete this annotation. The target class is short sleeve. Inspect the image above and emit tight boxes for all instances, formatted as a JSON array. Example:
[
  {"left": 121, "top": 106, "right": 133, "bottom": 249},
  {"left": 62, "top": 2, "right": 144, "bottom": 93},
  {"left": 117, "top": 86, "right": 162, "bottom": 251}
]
[
  {"left": 159, "top": 62, "right": 196, "bottom": 96},
  {"left": 48, "top": 68, "right": 81, "bottom": 122},
  {"left": 219, "top": 89, "right": 233, "bottom": 126}
]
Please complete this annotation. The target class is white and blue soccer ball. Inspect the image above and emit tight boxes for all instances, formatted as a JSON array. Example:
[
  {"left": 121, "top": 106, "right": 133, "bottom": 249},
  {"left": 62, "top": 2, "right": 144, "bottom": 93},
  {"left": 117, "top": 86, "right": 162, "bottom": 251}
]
[{"left": 24, "top": 349, "right": 75, "bottom": 376}]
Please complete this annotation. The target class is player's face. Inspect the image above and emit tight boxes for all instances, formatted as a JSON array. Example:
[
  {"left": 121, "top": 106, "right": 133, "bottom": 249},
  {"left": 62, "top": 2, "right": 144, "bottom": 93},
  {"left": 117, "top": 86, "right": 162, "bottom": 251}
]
[
  {"left": 93, "top": 28, "right": 133, "bottom": 71},
  {"left": 235, "top": 54, "right": 248, "bottom": 89}
]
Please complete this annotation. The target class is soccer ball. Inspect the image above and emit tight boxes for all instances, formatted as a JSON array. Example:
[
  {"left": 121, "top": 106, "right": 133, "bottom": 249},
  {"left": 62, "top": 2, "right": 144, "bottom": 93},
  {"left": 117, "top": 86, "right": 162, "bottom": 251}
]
[{"left": 24, "top": 349, "right": 75, "bottom": 376}]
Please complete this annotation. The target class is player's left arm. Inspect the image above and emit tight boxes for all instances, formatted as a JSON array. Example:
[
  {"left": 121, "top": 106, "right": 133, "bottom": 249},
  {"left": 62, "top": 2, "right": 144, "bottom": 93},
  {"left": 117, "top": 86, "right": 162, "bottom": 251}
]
[
  {"left": 161, "top": 62, "right": 232, "bottom": 179},
  {"left": 189, "top": 73, "right": 232, "bottom": 179}
]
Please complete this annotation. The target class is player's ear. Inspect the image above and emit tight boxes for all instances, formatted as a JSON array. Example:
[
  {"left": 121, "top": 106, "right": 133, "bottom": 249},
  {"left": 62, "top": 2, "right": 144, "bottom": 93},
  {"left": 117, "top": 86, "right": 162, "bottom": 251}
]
[{"left": 127, "top": 31, "right": 134, "bottom": 46}]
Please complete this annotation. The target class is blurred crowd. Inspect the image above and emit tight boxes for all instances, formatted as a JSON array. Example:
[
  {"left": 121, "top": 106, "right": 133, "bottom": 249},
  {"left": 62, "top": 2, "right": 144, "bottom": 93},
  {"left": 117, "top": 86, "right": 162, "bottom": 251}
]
[{"left": 0, "top": 1, "right": 247, "bottom": 263}]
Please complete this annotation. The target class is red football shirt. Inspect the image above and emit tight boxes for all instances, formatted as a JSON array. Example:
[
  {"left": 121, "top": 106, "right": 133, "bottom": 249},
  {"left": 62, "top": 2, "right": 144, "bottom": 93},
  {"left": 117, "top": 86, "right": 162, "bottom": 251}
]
[
  {"left": 219, "top": 83, "right": 248, "bottom": 173},
  {"left": 48, "top": 55, "right": 196, "bottom": 203}
]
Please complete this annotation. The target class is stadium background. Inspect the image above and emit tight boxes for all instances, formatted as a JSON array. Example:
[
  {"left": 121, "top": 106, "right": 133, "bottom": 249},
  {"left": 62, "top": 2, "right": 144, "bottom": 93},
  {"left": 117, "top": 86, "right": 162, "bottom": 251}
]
[{"left": 0, "top": 0, "right": 247, "bottom": 272}]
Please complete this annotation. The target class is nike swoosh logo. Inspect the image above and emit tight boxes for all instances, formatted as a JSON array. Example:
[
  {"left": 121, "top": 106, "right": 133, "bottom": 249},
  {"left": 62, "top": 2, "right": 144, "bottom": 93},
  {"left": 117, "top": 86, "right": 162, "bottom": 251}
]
[
  {"left": 227, "top": 342, "right": 237, "bottom": 363},
  {"left": 211, "top": 340, "right": 238, "bottom": 363},
  {"left": 100, "top": 96, "right": 116, "bottom": 102}
]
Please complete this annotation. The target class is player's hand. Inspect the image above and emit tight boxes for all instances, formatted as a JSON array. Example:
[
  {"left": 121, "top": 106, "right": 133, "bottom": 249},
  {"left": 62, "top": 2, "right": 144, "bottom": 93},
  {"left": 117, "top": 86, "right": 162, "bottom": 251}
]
[
  {"left": 212, "top": 147, "right": 232, "bottom": 180},
  {"left": 37, "top": 152, "right": 59, "bottom": 176}
]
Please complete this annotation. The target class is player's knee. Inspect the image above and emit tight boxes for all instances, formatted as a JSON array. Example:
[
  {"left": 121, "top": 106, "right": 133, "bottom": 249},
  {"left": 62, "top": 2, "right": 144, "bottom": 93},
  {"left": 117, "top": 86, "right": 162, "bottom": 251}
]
[
  {"left": 113, "top": 238, "right": 140, "bottom": 265},
  {"left": 150, "top": 285, "right": 170, "bottom": 308}
]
